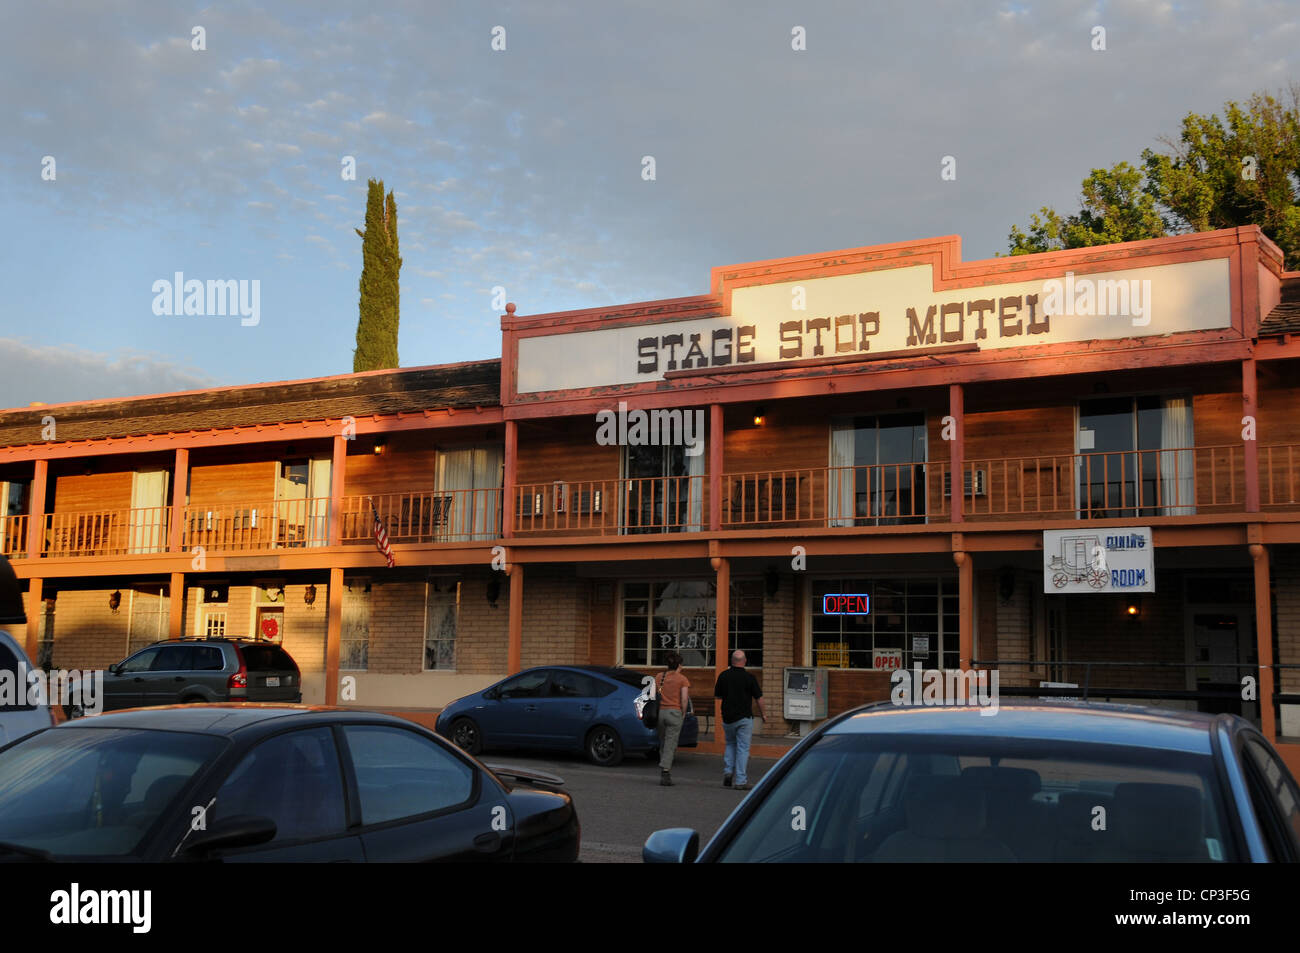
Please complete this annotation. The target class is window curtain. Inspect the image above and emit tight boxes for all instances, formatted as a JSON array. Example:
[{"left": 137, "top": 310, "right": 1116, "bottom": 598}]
[
  {"left": 307, "top": 455, "right": 331, "bottom": 546},
  {"left": 686, "top": 435, "right": 705, "bottom": 532},
  {"left": 828, "top": 423, "right": 856, "bottom": 527},
  {"left": 436, "top": 447, "right": 502, "bottom": 541},
  {"left": 129, "top": 469, "right": 169, "bottom": 553},
  {"left": 1160, "top": 397, "right": 1195, "bottom": 515}
]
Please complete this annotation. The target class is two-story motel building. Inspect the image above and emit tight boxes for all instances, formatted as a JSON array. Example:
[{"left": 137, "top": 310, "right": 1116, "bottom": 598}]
[{"left": 3, "top": 225, "right": 1300, "bottom": 768}]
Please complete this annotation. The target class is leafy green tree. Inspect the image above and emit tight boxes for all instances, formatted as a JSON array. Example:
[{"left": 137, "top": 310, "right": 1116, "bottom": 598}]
[
  {"left": 353, "top": 179, "right": 402, "bottom": 371},
  {"left": 1008, "top": 163, "right": 1166, "bottom": 255},
  {"left": 1009, "top": 86, "right": 1300, "bottom": 269}
]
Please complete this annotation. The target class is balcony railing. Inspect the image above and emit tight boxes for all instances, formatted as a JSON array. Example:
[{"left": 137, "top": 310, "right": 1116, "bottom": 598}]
[
  {"left": 0, "top": 514, "right": 28, "bottom": 557},
  {"left": 339, "top": 489, "right": 502, "bottom": 543},
  {"left": 183, "top": 498, "right": 330, "bottom": 552},
  {"left": 513, "top": 476, "right": 704, "bottom": 535},
  {"left": 12, "top": 444, "right": 1300, "bottom": 559},
  {"left": 45, "top": 506, "right": 170, "bottom": 557}
]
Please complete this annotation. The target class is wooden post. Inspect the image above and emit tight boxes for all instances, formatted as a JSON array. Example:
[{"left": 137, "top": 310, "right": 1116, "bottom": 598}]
[
  {"left": 169, "top": 448, "right": 188, "bottom": 553},
  {"left": 712, "top": 554, "right": 730, "bottom": 740},
  {"left": 1244, "top": 359, "right": 1259, "bottom": 513},
  {"left": 25, "top": 578, "right": 42, "bottom": 660},
  {"left": 169, "top": 572, "right": 185, "bottom": 639},
  {"left": 329, "top": 435, "right": 346, "bottom": 546},
  {"left": 26, "top": 459, "right": 47, "bottom": 561},
  {"left": 1250, "top": 542, "right": 1276, "bottom": 739},
  {"left": 503, "top": 420, "right": 518, "bottom": 539},
  {"left": 709, "top": 405, "right": 724, "bottom": 532},
  {"left": 325, "top": 566, "right": 343, "bottom": 705},
  {"left": 949, "top": 384, "right": 965, "bottom": 523},
  {"left": 954, "top": 542, "right": 973, "bottom": 671},
  {"left": 507, "top": 563, "right": 524, "bottom": 673}
]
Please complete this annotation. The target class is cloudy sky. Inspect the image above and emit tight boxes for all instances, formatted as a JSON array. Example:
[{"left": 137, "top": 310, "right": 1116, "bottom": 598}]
[{"left": 0, "top": 0, "right": 1295, "bottom": 408}]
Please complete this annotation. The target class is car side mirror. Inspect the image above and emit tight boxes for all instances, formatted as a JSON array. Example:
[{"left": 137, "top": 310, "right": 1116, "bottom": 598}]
[
  {"left": 484, "top": 687, "right": 500, "bottom": 700},
  {"left": 180, "top": 815, "right": 277, "bottom": 858},
  {"left": 643, "top": 828, "right": 700, "bottom": 864},
  {"left": 107, "top": 663, "right": 121, "bottom": 676}
]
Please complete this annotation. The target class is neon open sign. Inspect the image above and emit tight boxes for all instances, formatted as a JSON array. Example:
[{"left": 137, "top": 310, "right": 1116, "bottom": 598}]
[{"left": 823, "top": 593, "right": 870, "bottom": 615}]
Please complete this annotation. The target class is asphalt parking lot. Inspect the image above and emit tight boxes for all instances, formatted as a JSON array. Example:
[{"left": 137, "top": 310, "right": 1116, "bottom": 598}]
[{"left": 482, "top": 747, "right": 780, "bottom": 862}]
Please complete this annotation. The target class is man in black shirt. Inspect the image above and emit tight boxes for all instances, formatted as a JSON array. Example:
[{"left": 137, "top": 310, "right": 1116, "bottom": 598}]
[{"left": 713, "top": 650, "right": 767, "bottom": 790}]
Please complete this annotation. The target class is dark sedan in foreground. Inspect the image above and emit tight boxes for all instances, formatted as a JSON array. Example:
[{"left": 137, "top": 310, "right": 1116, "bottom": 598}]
[
  {"left": 437, "top": 665, "right": 698, "bottom": 766},
  {"left": 644, "top": 701, "right": 1300, "bottom": 863},
  {"left": 0, "top": 705, "right": 579, "bottom": 862}
]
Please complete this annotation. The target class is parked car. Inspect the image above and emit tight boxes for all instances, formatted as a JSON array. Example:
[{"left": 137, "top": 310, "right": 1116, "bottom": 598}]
[
  {"left": 0, "top": 555, "right": 54, "bottom": 746},
  {"left": 0, "top": 705, "right": 579, "bottom": 862},
  {"left": 66, "top": 637, "right": 302, "bottom": 718},
  {"left": 644, "top": 701, "right": 1300, "bottom": 863},
  {"left": 437, "top": 665, "right": 698, "bottom": 767}
]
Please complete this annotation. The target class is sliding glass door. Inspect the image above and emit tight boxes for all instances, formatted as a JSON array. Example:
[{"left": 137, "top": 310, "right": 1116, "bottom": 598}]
[
  {"left": 829, "top": 413, "right": 927, "bottom": 526},
  {"left": 1077, "top": 396, "right": 1194, "bottom": 517}
]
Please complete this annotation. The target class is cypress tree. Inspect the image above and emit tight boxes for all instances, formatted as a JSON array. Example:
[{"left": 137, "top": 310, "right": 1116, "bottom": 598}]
[{"left": 353, "top": 178, "right": 402, "bottom": 371}]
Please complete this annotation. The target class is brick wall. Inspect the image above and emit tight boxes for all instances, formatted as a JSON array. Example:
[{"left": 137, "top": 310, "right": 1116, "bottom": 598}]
[
  {"left": 44, "top": 588, "right": 134, "bottom": 671},
  {"left": 520, "top": 566, "right": 589, "bottom": 668}
]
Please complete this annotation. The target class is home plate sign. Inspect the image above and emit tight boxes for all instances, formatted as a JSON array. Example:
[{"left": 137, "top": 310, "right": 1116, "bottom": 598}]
[{"left": 1043, "top": 527, "right": 1154, "bottom": 593}]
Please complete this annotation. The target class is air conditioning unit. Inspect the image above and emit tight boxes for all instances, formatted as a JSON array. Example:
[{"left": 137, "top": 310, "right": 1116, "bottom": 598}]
[{"left": 943, "top": 469, "right": 987, "bottom": 498}]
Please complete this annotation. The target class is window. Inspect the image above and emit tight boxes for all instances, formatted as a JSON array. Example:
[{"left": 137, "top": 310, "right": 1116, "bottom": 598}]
[
  {"left": 126, "top": 585, "right": 170, "bottom": 657},
  {"left": 497, "top": 670, "right": 550, "bottom": 698},
  {"left": 192, "top": 646, "right": 224, "bottom": 671},
  {"left": 1242, "top": 736, "right": 1300, "bottom": 860},
  {"left": 621, "top": 578, "right": 764, "bottom": 668},
  {"left": 0, "top": 480, "right": 29, "bottom": 557},
  {"left": 436, "top": 446, "right": 503, "bottom": 541},
  {"left": 1078, "top": 395, "right": 1193, "bottom": 517},
  {"left": 150, "top": 645, "right": 194, "bottom": 672},
  {"left": 197, "top": 583, "right": 227, "bottom": 640},
  {"left": 622, "top": 437, "right": 705, "bottom": 534},
  {"left": 715, "top": 733, "right": 1235, "bottom": 863},
  {"left": 829, "top": 414, "right": 927, "bottom": 526},
  {"left": 811, "top": 576, "right": 958, "bottom": 671},
  {"left": 119, "top": 646, "right": 163, "bottom": 674},
  {"left": 549, "top": 670, "right": 609, "bottom": 698},
  {"left": 342, "top": 579, "right": 370, "bottom": 671},
  {"left": 343, "top": 726, "right": 475, "bottom": 825},
  {"left": 211, "top": 728, "right": 347, "bottom": 844},
  {"left": 424, "top": 579, "right": 459, "bottom": 671}
]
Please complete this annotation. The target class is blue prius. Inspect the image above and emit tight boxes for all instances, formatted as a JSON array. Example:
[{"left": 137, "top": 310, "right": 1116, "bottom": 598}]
[{"left": 437, "top": 666, "right": 698, "bottom": 767}]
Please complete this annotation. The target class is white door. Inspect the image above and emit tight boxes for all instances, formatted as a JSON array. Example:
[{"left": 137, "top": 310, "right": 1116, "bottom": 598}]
[{"left": 129, "top": 470, "right": 170, "bottom": 553}]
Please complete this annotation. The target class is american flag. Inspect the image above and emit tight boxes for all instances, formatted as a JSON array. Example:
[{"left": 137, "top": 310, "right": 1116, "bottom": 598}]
[{"left": 371, "top": 501, "right": 395, "bottom": 568}]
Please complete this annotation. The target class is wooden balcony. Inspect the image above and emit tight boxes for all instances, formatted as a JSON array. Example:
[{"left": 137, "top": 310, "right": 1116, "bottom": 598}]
[
  {"left": 0, "top": 514, "right": 28, "bottom": 558},
  {"left": 183, "top": 498, "right": 330, "bottom": 552},
  {"left": 44, "top": 506, "right": 170, "bottom": 557},
  {"left": 512, "top": 476, "right": 705, "bottom": 535},
  {"left": 338, "top": 489, "right": 501, "bottom": 543}
]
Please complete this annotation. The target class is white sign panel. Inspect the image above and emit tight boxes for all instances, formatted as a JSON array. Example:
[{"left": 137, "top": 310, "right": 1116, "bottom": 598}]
[
  {"left": 1043, "top": 527, "right": 1154, "bottom": 593},
  {"left": 872, "top": 648, "right": 904, "bottom": 671},
  {"left": 516, "top": 257, "right": 1231, "bottom": 393}
]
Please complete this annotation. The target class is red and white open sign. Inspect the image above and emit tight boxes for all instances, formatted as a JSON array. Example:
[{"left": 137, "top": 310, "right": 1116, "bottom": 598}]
[
  {"left": 823, "top": 593, "right": 869, "bottom": 615},
  {"left": 872, "top": 648, "right": 903, "bottom": 671}
]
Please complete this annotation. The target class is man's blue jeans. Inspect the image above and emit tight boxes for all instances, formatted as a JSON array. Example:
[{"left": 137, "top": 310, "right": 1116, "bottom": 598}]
[{"left": 722, "top": 717, "right": 755, "bottom": 785}]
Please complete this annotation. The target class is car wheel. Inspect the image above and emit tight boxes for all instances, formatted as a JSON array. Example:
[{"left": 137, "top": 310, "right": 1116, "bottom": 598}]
[
  {"left": 585, "top": 725, "right": 623, "bottom": 766},
  {"left": 451, "top": 717, "right": 483, "bottom": 755}
]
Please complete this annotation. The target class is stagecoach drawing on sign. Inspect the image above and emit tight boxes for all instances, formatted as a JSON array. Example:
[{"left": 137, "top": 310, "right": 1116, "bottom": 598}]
[{"left": 1048, "top": 534, "right": 1108, "bottom": 589}]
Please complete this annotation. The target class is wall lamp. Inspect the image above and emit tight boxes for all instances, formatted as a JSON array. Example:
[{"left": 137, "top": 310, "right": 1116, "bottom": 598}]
[
  {"left": 373, "top": 439, "right": 387, "bottom": 455},
  {"left": 304, "top": 584, "right": 317, "bottom": 608},
  {"left": 108, "top": 590, "right": 121, "bottom": 613},
  {"left": 486, "top": 578, "right": 501, "bottom": 608},
  {"left": 1125, "top": 597, "right": 1142, "bottom": 619},
  {"left": 752, "top": 406, "right": 766, "bottom": 427}
]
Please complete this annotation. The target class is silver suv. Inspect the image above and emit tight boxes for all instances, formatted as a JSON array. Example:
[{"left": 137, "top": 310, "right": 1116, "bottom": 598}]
[{"left": 67, "top": 639, "right": 302, "bottom": 718}]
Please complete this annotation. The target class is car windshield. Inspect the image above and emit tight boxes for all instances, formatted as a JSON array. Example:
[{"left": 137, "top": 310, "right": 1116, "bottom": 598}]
[
  {"left": 0, "top": 727, "right": 225, "bottom": 859},
  {"left": 715, "top": 732, "right": 1237, "bottom": 862}
]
